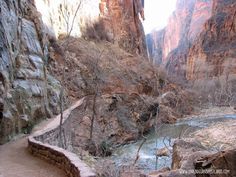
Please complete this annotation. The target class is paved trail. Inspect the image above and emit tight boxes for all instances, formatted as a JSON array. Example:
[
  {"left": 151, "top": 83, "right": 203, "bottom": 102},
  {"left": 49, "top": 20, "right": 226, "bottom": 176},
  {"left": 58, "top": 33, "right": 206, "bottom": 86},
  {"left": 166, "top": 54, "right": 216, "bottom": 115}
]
[
  {"left": 0, "top": 136, "right": 65, "bottom": 177},
  {"left": 0, "top": 98, "right": 85, "bottom": 177}
]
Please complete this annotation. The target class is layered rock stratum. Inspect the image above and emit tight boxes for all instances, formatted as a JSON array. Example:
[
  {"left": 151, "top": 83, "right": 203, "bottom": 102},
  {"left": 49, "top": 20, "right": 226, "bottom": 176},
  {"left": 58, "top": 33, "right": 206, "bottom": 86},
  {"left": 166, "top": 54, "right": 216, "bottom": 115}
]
[{"left": 187, "top": 0, "right": 236, "bottom": 80}]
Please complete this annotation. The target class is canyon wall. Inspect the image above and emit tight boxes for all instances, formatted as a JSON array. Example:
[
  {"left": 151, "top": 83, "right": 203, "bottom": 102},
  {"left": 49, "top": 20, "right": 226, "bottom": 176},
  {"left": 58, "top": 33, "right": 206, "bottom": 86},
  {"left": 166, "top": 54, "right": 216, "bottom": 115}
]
[
  {"left": 187, "top": 0, "right": 236, "bottom": 80},
  {"left": 147, "top": 0, "right": 213, "bottom": 78},
  {"left": 146, "top": 29, "right": 165, "bottom": 65},
  {"left": 0, "top": 0, "right": 62, "bottom": 144},
  {"left": 99, "top": 0, "right": 147, "bottom": 55},
  {"left": 148, "top": 0, "right": 236, "bottom": 82},
  {"left": 147, "top": 0, "right": 236, "bottom": 105}
]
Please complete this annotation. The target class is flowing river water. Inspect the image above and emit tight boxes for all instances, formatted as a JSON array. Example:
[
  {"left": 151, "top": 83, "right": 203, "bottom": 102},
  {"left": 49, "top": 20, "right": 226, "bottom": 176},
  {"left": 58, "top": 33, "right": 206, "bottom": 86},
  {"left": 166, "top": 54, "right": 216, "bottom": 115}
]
[{"left": 111, "top": 114, "right": 236, "bottom": 173}]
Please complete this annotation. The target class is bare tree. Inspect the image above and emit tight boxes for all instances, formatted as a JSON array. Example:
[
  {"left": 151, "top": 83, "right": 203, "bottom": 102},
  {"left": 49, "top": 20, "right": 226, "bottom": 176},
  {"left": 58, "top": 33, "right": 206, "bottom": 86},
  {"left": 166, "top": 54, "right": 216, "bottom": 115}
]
[
  {"left": 59, "top": 0, "right": 82, "bottom": 36},
  {"left": 59, "top": 63, "right": 65, "bottom": 148},
  {"left": 58, "top": 1, "right": 83, "bottom": 148},
  {"left": 89, "top": 51, "right": 104, "bottom": 140},
  {"left": 133, "top": 136, "right": 147, "bottom": 166}
]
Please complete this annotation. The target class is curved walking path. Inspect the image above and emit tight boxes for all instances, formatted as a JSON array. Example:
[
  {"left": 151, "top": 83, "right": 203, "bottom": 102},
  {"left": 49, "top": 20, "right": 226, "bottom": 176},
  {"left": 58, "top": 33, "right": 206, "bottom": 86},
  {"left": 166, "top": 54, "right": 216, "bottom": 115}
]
[
  {"left": 0, "top": 98, "right": 86, "bottom": 177},
  {"left": 0, "top": 136, "right": 65, "bottom": 177}
]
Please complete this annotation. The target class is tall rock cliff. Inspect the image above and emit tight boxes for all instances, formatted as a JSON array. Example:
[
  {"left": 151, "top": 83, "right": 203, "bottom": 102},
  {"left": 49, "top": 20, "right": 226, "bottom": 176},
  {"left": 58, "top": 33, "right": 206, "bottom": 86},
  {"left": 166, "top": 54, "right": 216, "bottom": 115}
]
[
  {"left": 146, "top": 29, "right": 165, "bottom": 65},
  {"left": 99, "top": 0, "right": 147, "bottom": 55},
  {"left": 187, "top": 0, "right": 236, "bottom": 80},
  {"left": 0, "top": 0, "right": 62, "bottom": 144},
  {"left": 147, "top": 0, "right": 213, "bottom": 79},
  {"left": 148, "top": 0, "right": 235, "bottom": 83}
]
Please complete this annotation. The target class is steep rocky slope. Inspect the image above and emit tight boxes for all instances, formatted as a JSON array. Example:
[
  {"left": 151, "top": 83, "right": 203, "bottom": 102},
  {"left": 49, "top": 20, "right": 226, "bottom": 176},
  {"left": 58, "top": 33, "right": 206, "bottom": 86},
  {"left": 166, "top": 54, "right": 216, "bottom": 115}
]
[
  {"left": 49, "top": 37, "right": 193, "bottom": 154},
  {"left": 0, "top": 0, "right": 62, "bottom": 144},
  {"left": 46, "top": 37, "right": 194, "bottom": 177}
]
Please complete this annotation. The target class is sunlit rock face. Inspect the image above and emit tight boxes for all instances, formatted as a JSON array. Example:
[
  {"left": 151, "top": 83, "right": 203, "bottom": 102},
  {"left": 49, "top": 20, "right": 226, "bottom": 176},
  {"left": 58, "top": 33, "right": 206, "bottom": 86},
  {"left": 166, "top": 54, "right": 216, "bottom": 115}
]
[
  {"left": 147, "top": 0, "right": 213, "bottom": 78},
  {"left": 188, "top": 0, "right": 213, "bottom": 41},
  {"left": 187, "top": 0, "right": 236, "bottom": 80},
  {"left": 0, "top": 0, "right": 62, "bottom": 144},
  {"left": 148, "top": 0, "right": 236, "bottom": 82},
  {"left": 163, "top": 0, "right": 197, "bottom": 62},
  {"left": 99, "top": 0, "right": 147, "bottom": 56},
  {"left": 35, "top": 0, "right": 147, "bottom": 56}
]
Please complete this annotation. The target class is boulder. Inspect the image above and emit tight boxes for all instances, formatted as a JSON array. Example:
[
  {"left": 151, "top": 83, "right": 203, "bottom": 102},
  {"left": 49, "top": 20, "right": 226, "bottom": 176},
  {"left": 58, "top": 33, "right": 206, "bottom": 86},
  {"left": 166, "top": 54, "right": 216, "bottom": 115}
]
[
  {"left": 194, "top": 149, "right": 236, "bottom": 177},
  {"left": 156, "top": 147, "right": 170, "bottom": 157}
]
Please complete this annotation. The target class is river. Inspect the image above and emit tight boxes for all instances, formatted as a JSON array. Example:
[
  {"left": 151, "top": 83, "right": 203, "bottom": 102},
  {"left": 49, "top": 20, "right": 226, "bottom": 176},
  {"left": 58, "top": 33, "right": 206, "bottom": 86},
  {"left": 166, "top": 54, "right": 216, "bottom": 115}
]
[{"left": 111, "top": 114, "right": 236, "bottom": 173}]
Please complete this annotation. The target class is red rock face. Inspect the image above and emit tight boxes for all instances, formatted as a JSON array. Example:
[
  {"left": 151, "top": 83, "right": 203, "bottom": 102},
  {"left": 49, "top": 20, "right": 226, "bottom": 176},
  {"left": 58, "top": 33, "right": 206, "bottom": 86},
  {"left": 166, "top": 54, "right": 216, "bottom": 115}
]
[
  {"left": 146, "top": 29, "right": 165, "bottom": 64},
  {"left": 189, "top": 0, "right": 213, "bottom": 41},
  {"left": 163, "top": 0, "right": 196, "bottom": 61},
  {"left": 148, "top": 0, "right": 236, "bottom": 81},
  {"left": 100, "top": 0, "right": 147, "bottom": 56},
  {"left": 149, "top": 0, "right": 200, "bottom": 63},
  {"left": 147, "top": 0, "right": 213, "bottom": 79},
  {"left": 187, "top": 0, "right": 236, "bottom": 80}
]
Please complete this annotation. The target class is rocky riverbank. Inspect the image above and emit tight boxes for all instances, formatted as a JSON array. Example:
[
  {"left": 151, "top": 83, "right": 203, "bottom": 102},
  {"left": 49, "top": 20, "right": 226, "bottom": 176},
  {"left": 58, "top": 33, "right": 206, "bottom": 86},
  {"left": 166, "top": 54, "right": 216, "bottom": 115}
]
[{"left": 149, "top": 111, "right": 236, "bottom": 177}]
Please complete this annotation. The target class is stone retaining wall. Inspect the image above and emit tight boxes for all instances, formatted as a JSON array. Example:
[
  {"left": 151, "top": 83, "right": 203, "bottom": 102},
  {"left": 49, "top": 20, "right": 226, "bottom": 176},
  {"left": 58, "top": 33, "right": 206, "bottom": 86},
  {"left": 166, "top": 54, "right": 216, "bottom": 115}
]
[{"left": 28, "top": 98, "right": 96, "bottom": 177}]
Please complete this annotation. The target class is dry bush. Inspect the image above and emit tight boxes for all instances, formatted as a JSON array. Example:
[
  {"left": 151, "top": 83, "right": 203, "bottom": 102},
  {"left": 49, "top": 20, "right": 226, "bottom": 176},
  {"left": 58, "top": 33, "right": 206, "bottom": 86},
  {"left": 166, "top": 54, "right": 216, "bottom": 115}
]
[
  {"left": 95, "top": 161, "right": 145, "bottom": 177},
  {"left": 95, "top": 159, "right": 119, "bottom": 177},
  {"left": 192, "top": 75, "right": 236, "bottom": 107},
  {"left": 185, "top": 57, "right": 236, "bottom": 107},
  {"left": 82, "top": 20, "right": 111, "bottom": 42}
]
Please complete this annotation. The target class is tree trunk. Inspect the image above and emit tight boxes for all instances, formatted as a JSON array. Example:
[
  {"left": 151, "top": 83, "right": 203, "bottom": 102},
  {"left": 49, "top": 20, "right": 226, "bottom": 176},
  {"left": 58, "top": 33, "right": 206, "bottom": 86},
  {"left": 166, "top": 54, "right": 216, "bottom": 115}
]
[{"left": 90, "top": 94, "right": 97, "bottom": 140}]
